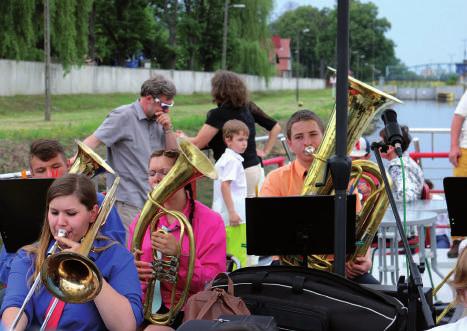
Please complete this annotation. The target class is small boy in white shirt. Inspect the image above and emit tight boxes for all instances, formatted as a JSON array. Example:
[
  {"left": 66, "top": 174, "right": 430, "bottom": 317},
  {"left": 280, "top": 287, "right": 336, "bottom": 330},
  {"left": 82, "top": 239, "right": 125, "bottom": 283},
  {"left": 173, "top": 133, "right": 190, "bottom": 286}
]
[{"left": 212, "top": 120, "right": 249, "bottom": 267}]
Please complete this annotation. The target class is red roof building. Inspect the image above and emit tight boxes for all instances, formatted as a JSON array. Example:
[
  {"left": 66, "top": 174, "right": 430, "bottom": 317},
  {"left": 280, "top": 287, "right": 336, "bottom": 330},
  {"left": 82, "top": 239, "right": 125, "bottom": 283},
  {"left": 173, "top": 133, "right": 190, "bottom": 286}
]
[{"left": 272, "top": 35, "right": 292, "bottom": 78}]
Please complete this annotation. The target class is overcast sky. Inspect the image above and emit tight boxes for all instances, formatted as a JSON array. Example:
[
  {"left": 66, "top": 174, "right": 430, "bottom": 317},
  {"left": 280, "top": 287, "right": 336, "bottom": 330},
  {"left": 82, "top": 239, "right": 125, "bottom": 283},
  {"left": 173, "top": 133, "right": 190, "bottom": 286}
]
[{"left": 273, "top": 0, "right": 467, "bottom": 67}]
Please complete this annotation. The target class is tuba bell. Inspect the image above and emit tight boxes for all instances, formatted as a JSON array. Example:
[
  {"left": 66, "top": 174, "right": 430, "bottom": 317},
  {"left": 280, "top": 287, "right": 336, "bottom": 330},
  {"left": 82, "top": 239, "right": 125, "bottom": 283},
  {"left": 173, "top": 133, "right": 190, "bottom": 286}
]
[
  {"left": 131, "top": 137, "right": 217, "bottom": 325},
  {"left": 282, "top": 69, "right": 400, "bottom": 271}
]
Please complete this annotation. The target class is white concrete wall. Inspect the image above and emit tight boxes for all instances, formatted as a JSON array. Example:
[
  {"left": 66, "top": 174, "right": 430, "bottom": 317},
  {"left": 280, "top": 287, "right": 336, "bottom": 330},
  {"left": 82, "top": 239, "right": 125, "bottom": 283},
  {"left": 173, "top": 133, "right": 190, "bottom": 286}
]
[{"left": 0, "top": 59, "right": 325, "bottom": 96}]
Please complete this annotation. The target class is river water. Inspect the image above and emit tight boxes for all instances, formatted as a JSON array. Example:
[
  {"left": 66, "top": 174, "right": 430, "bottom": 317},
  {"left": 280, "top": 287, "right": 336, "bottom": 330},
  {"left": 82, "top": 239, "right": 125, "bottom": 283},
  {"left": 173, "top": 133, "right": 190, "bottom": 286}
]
[{"left": 366, "top": 100, "right": 457, "bottom": 190}]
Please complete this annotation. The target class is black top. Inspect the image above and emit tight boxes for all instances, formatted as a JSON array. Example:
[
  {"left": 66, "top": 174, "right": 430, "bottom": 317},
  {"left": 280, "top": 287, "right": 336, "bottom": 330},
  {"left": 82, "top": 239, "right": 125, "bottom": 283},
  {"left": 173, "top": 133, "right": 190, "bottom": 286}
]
[{"left": 205, "top": 102, "right": 277, "bottom": 168}]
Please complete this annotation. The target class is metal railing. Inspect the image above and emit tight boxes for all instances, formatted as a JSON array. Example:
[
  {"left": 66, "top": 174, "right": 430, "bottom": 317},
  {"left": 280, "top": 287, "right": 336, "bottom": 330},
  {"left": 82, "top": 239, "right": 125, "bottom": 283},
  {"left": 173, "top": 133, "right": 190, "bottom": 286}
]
[
  {"left": 255, "top": 133, "right": 293, "bottom": 161},
  {"left": 0, "top": 170, "right": 30, "bottom": 179},
  {"left": 410, "top": 128, "right": 451, "bottom": 154}
]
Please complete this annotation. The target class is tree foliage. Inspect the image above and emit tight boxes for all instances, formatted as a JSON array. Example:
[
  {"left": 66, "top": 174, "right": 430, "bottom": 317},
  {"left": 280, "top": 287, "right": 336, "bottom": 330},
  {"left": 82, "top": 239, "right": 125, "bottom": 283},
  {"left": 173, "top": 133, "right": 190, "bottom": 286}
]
[
  {"left": 0, "top": 0, "right": 92, "bottom": 69},
  {"left": 228, "top": 0, "right": 275, "bottom": 78},
  {"left": 92, "top": 0, "right": 160, "bottom": 66},
  {"left": 270, "top": 0, "right": 399, "bottom": 81},
  {"left": 0, "top": 0, "right": 40, "bottom": 61},
  {"left": 0, "top": 0, "right": 398, "bottom": 80}
]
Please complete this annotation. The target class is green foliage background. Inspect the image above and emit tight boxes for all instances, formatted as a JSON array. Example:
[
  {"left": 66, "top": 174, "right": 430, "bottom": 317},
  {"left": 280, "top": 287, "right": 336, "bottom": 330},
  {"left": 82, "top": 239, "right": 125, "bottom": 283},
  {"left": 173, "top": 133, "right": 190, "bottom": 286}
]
[{"left": 0, "top": 0, "right": 401, "bottom": 81}]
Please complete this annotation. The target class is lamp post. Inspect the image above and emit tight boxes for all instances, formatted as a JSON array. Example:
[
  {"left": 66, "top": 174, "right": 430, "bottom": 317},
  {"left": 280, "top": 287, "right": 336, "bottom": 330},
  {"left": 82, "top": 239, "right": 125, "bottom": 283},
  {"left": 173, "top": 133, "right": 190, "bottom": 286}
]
[
  {"left": 295, "top": 28, "right": 310, "bottom": 104},
  {"left": 222, "top": 0, "right": 245, "bottom": 69},
  {"left": 351, "top": 51, "right": 365, "bottom": 79},
  {"left": 44, "top": 0, "right": 51, "bottom": 121}
]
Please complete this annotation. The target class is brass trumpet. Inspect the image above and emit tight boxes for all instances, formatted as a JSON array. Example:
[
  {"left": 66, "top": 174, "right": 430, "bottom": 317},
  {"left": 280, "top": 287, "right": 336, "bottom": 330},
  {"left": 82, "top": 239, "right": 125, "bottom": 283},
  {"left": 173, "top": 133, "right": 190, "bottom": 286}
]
[
  {"left": 40, "top": 176, "right": 120, "bottom": 303},
  {"left": 8, "top": 140, "right": 118, "bottom": 331},
  {"left": 433, "top": 267, "right": 455, "bottom": 324},
  {"left": 40, "top": 140, "right": 120, "bottom": 303},
  {"left": 131, "top": 137, "right": 217, "bottom": 325}
]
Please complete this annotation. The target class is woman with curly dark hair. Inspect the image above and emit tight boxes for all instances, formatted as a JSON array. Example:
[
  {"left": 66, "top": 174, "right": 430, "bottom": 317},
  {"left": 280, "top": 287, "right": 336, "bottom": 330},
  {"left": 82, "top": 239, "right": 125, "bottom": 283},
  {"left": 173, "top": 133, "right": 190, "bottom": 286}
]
[{"left": 184, "top": 70, "right": 281, "bottom": 198}]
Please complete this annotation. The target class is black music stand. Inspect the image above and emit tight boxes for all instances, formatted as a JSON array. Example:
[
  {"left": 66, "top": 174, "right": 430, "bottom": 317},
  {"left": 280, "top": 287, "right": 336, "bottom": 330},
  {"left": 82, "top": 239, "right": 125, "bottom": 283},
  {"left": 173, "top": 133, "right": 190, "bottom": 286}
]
[
  {"left": 444, "top": 177, "right": 467, "bottom": 236},
  {"left": 371, "top": 141, "right": 434, "bottom": 329},
  {"left": 245, "top": 195, "right": 356, "bottom": 267},
  {"left": 0, "top": 178, "right": 53, "bottom": 253}
]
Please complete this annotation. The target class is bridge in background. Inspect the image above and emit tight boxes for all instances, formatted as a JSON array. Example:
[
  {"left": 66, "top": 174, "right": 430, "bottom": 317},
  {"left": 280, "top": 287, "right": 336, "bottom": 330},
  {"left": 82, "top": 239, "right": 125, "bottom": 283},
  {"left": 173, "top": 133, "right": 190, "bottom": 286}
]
[{"left": 385, "top": 61, "right": 467, "bottom": 81}]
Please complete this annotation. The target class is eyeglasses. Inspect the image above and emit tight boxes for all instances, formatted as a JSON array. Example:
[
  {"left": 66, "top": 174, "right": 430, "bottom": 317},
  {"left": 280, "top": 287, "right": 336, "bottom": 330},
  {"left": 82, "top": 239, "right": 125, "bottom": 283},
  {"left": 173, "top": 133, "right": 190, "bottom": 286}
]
[
  {"left": 154, "top": 97, "right": 174, "bottom": 112},
  {"left": 148, "top": 168, "right": 171, "bottom": 178}
]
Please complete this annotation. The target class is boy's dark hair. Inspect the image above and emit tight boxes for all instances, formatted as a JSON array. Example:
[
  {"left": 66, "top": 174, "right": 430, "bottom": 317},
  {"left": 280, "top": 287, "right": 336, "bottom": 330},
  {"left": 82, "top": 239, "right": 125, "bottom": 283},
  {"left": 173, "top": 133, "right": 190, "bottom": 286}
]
[
  {"left": 222, "top": 119, "right": 250, "bottom": 140},
  {"left": 379, "top": 122, "right": 411, "bottom": 152},
  {"left": 29, "top": 139, "right": 66, "bottom": 165},
  {"left": 286, "top": 109, "right": 325, "bottom": 139}
]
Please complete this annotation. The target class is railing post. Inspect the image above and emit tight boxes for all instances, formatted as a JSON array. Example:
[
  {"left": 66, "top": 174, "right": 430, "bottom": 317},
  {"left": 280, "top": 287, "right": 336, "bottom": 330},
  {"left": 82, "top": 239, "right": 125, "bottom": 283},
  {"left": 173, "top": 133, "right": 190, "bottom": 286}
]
[{"left": 412, "top": 137, "right": 423, "bottom": 167}]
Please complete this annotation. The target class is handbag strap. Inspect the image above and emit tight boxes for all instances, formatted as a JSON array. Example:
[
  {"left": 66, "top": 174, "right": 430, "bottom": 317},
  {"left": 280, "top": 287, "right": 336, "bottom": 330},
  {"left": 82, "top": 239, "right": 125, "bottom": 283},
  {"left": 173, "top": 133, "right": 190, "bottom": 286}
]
[
  {"left": 195, "top": 289, "right": 243, "bottom": 319},
  {"left": 213, "top": 272, "right": 234, "bottom": 295}
]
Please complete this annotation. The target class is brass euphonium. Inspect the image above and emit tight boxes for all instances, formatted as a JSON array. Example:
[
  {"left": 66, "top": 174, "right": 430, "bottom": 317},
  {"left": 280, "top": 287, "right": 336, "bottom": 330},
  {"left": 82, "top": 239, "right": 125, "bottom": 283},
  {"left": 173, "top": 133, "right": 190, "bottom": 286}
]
[
  {"left": 40, "top": 140, "right": 120, "bottom": 303},
  {"left": 282, "top": 69, "right": 400, "bottom": 271},
  {"left": 131, "top": 137, "right": 217, "bottom": 325}
]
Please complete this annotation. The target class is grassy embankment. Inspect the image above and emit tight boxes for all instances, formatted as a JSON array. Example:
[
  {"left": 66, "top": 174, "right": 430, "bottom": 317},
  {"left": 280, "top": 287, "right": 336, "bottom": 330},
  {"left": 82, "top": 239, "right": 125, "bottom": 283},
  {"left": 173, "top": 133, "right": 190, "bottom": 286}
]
[{"left": 0, "top": 89, "right": 334, "bottom": 204}]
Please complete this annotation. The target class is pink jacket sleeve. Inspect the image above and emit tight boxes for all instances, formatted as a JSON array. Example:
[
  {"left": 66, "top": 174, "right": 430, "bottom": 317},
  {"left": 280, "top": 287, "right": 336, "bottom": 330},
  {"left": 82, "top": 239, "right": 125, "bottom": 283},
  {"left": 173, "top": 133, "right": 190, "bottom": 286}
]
[{"left": 178, "top": 203, "right": 227, "bottom": 294}]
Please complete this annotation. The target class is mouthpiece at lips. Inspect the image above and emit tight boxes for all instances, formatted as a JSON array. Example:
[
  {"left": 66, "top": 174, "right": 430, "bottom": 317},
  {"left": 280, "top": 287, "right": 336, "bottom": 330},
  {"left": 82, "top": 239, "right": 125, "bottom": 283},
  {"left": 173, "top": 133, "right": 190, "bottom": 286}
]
[
  {"left": 57, "top": 229, "right": 67, "bottom": 238},
  {"left": 304, "top": 146, "right": 315, "bottom": 155}
]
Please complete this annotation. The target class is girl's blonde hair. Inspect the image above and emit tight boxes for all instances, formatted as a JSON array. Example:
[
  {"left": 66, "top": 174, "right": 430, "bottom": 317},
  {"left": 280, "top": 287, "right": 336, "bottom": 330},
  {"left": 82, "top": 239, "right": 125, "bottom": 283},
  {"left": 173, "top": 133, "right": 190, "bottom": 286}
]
[
  {"left": 24, "top": 174, "right": 98, "bottom": 281},
  {"left": 450, "top": 247, "right": 467, "bottom": 304}
]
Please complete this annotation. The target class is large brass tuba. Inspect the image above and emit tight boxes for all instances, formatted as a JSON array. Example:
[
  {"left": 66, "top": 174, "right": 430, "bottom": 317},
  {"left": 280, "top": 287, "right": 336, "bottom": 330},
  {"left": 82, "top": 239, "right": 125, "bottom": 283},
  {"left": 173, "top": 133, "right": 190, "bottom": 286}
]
[
  {"left": 131, "top": 137, "right": 217, "bottom": 325},
  {"left": 348, "top": 160, "right": 390, "bottom": 261},
  {"left": 282, "top": 70, "right": 400, "bottom": 271},
  {"left": 40, "top": 140, "right": 120, "bottom": 303}
]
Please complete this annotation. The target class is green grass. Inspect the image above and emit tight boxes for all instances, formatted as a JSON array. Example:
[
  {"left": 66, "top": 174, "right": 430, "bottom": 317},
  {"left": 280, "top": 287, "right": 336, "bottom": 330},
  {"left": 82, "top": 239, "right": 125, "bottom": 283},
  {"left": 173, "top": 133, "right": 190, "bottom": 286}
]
[
  {"left": 0, "top": 89, "right": 334, "bottom": 140},
  {"left": 0, "top": 89, "right": 334, "bottom": 205}
]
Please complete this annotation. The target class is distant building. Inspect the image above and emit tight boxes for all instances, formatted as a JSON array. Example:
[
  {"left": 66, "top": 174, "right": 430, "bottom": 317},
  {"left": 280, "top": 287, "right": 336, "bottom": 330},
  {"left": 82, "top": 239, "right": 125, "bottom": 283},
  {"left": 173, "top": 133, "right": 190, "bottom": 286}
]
[{"left": 271, "top": 35, "right": 292, "bottom": 78}]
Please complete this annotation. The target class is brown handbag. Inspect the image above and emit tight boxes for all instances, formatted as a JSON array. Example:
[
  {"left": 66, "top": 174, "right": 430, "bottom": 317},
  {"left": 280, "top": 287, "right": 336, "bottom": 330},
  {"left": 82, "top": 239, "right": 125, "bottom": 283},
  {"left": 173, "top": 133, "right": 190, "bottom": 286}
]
[{"left": 182, "top": 273, "right": 250, "bottom": 322}]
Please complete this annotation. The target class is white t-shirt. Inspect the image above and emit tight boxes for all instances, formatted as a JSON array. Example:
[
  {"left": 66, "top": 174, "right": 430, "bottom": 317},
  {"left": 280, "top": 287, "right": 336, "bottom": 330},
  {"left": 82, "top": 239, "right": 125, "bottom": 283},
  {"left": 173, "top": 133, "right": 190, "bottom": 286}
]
[
  {"left": 212, "top": 148, "right": 247, "bottom": 226},
  {"left": 454, "top": 91, "right": 467, "bottom": 148},
  {"left": 429, "top": 316, "right": 467, "bottom": 331}
]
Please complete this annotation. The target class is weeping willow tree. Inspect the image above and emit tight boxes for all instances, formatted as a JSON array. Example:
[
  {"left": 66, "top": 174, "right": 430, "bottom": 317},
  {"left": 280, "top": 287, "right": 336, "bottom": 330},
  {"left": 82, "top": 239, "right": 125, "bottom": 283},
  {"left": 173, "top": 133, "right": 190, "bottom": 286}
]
[
  {"left": 50, "top": 0, "right": 93, "bottom": 69},
  {"left": 0, "top": 0, "right": 39, "bottom": 61},
  {"left": 0, "top": 0, "right": 93, "bottom": 70},
  {"left": 228, "top": 0, "right": 275, "bottom": 79}
]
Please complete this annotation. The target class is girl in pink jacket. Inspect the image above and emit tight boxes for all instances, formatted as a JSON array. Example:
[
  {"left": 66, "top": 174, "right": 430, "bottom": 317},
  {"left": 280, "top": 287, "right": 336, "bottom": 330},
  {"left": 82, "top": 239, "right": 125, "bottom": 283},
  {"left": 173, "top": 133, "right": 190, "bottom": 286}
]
[{"left": 128, "top": 150, "right": 226, "bottom": 330}]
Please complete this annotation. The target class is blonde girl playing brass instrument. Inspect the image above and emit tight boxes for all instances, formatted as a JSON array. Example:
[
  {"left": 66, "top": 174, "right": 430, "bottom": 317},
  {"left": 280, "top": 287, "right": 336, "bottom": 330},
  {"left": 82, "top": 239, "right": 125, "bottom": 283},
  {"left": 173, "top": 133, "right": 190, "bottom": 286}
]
[
  {"left": 429, "top": 248, "right": 467, "bottom": 330},
  {"left": 1, "top": 174, "right": 143, "bottom": 331}
]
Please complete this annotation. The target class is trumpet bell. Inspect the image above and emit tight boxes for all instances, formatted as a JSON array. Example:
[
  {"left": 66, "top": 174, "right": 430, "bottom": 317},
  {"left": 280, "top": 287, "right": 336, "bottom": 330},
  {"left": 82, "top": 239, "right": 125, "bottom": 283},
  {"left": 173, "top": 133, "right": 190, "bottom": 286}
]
[
  {"left": 69, "top": 140, "right": 115, "bottom": 177},
  {"left": 41, "top": 251, "right": 103, "bottom": 304}
]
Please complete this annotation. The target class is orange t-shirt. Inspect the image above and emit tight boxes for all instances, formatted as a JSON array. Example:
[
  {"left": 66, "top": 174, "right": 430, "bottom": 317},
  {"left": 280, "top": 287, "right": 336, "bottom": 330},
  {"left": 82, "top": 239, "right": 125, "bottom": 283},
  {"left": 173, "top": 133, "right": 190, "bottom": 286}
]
[
  {"left": 261, "top": 160, "right": 362, "bottom": 212},
  {"left": 260, "top": 160, "right": 308, "bottom": 197}
]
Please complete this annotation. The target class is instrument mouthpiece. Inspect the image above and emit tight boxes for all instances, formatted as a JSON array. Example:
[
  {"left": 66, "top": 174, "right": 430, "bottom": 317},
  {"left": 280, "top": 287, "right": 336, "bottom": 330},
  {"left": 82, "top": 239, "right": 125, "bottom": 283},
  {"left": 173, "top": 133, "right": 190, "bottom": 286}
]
[
  {"left": 304, "top": 146, "right": 315, "bottom": 155},
  {"left": 57, "top": 229, "right": 67, "bottom": 238}
]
